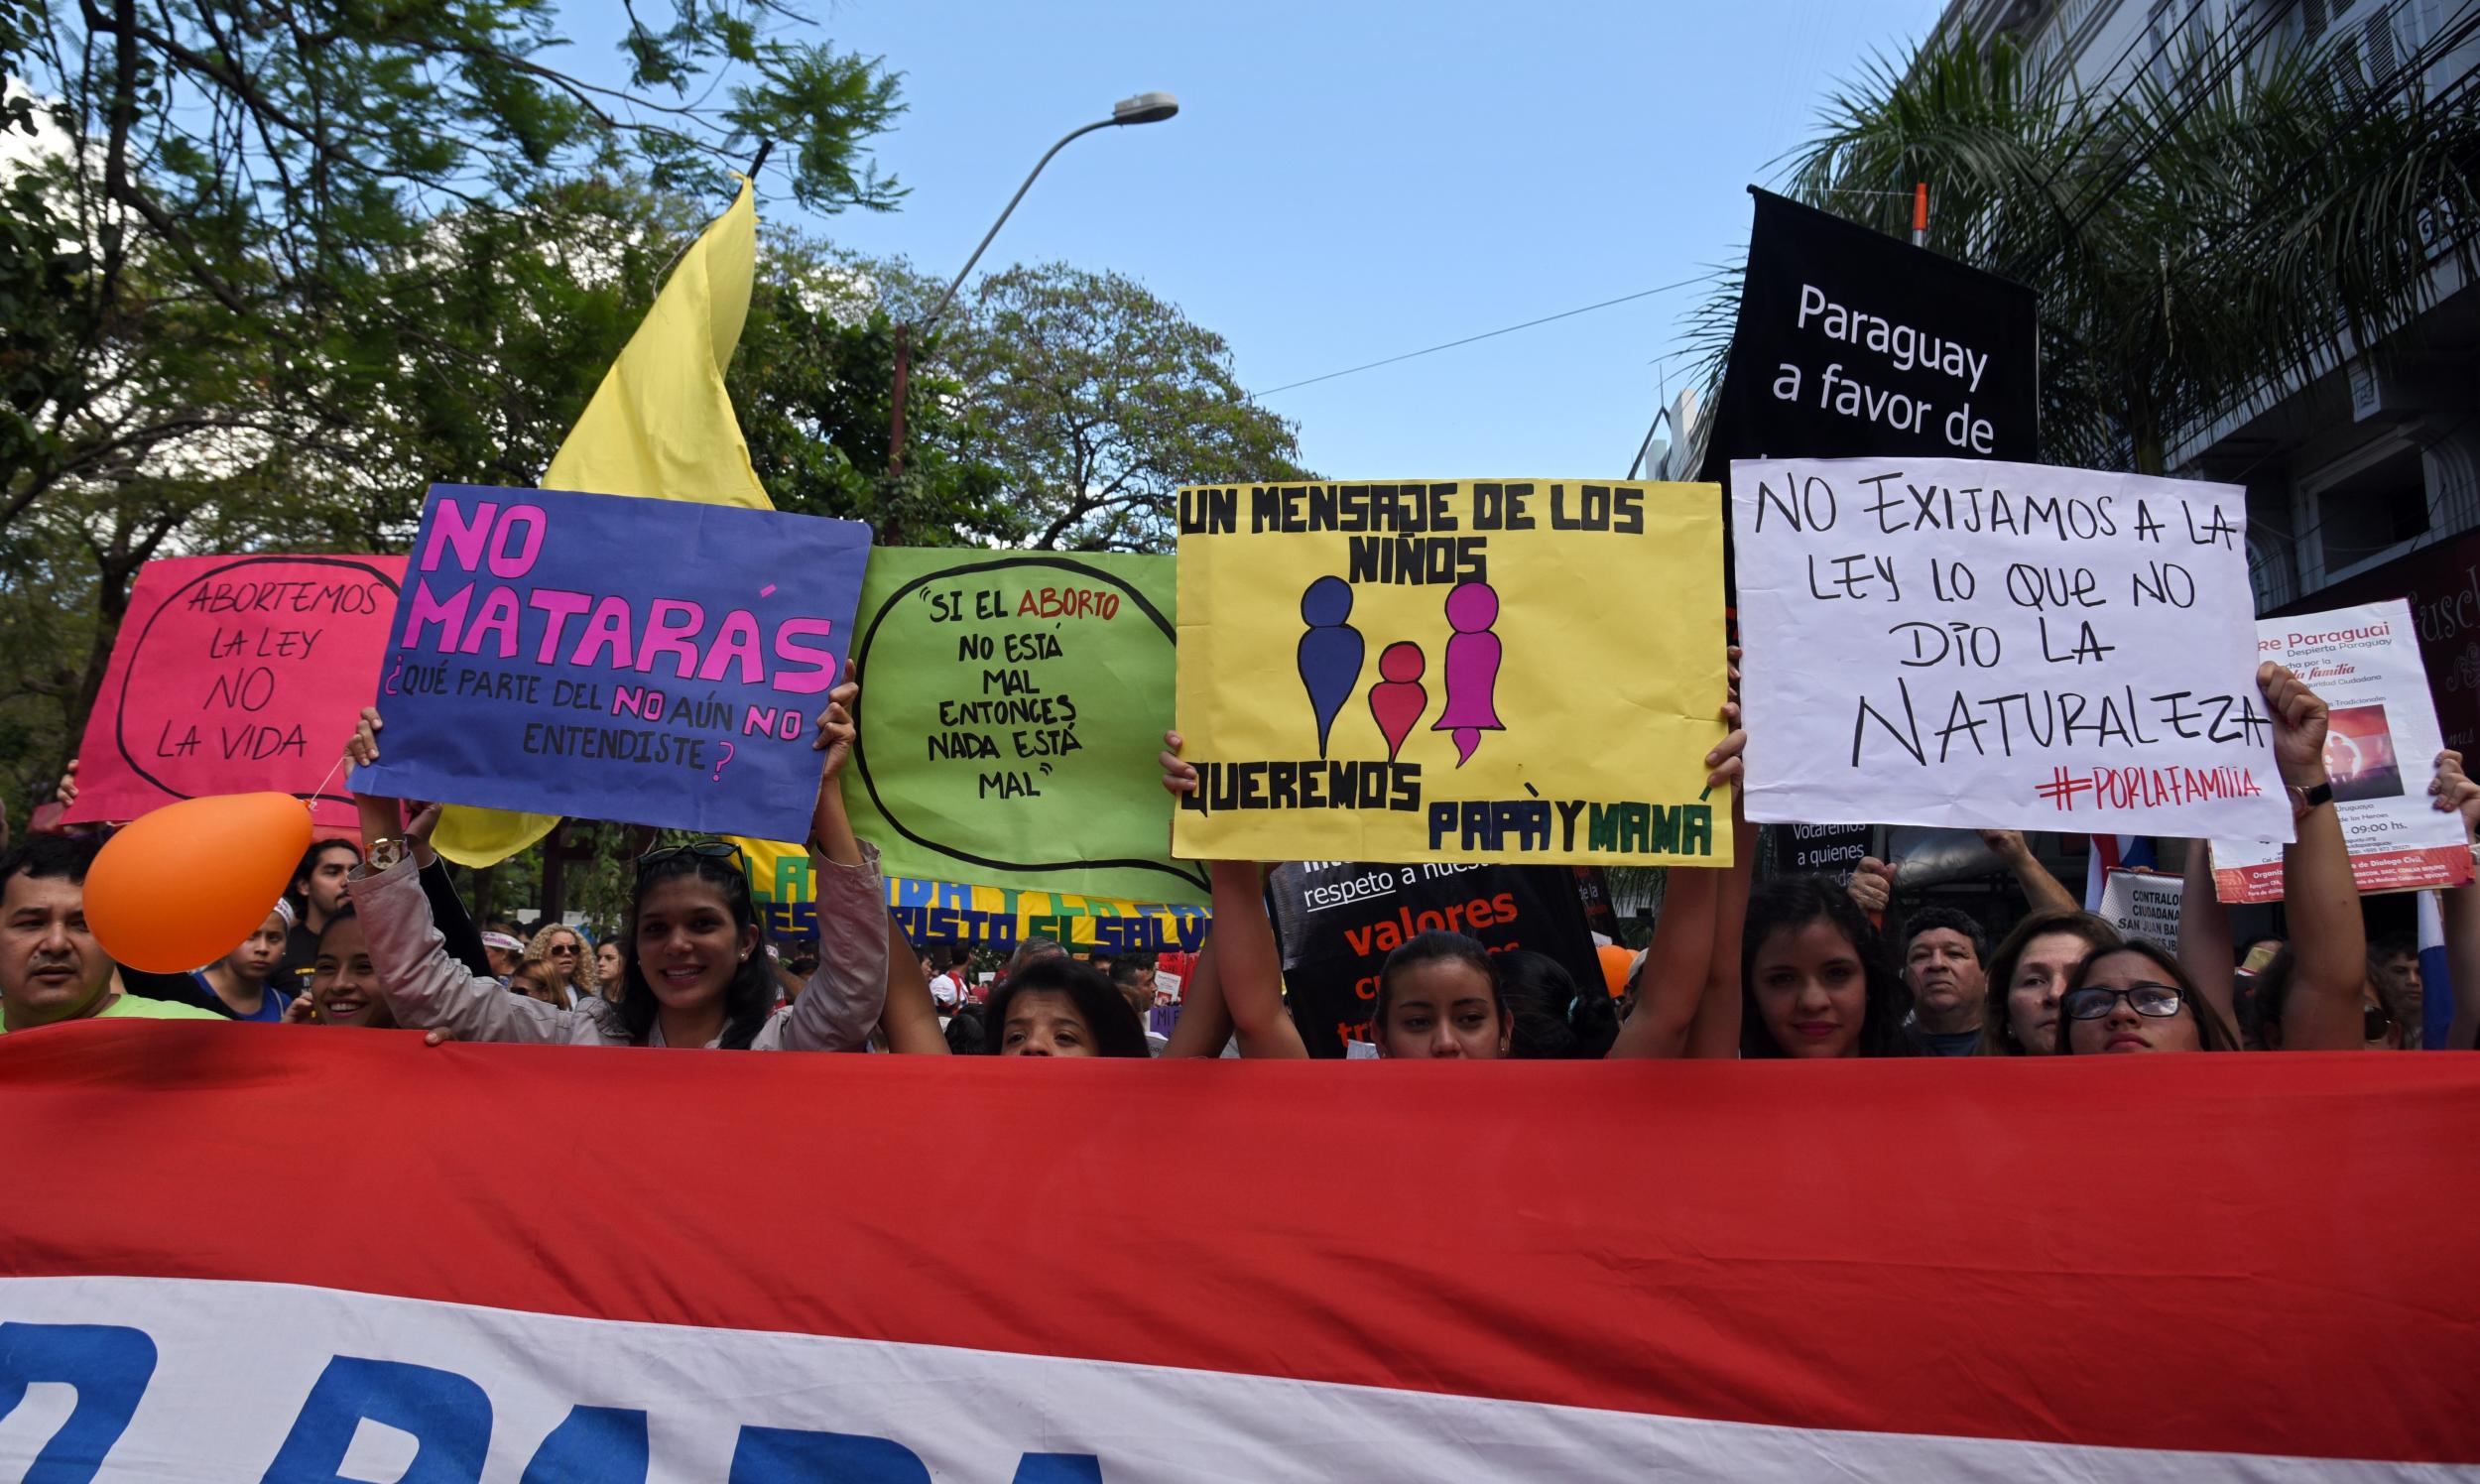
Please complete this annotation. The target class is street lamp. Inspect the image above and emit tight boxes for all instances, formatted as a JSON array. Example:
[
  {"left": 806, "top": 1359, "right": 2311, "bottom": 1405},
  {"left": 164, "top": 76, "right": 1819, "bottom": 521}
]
[{"left": 884, "top": 92, "right": 1180, "bottom": 503}]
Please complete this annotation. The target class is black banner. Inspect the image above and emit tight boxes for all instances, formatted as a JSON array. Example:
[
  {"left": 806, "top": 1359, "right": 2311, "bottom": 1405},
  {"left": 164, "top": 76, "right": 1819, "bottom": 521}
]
[
  {"left": 1698, "top": 188, "right": 2040, "bottom": 481},
  {"left": 1269, "top": 862, "right": 1601, "bottom": 1057},
  {"left": 1775, "top": 822, "right": 1873, "bottom": 883}
]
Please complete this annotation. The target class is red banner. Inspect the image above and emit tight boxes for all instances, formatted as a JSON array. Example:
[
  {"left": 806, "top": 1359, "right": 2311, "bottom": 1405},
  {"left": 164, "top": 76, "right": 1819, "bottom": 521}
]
[{"left": 0, "top": 1023, "right": 2472, "bottom": 1476}]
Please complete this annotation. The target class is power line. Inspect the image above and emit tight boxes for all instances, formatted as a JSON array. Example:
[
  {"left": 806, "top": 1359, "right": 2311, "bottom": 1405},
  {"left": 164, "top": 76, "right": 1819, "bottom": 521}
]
[{"left": 1246, "top": 274, "right": 1712, "bottom": 402}]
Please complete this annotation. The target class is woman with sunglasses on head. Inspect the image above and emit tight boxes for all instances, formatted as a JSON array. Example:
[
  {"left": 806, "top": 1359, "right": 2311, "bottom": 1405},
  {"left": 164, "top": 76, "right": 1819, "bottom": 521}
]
[
  {"left": 525, "top": 922, "right": 598, "bottom": 1008},
  {"left": 2053, "top": 939, "right": 2242, "bottom": 1053},
  {"left": 338, "top": 673, "right": 887, "bottom": 1050}
]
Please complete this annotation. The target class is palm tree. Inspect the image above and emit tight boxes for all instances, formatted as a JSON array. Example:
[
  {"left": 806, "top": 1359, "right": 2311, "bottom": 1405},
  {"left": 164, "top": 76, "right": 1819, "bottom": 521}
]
[{"left": 1695, "top": 8, "right": 2480, "bottom": 475}]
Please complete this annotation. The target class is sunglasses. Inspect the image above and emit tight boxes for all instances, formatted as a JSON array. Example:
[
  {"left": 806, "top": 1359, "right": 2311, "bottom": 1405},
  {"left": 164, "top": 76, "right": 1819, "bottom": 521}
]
[
  {"left": 547, "top": 943, "right": 578, "bottom": 956},
  {"left": 2366, "top": 1004, "right": 2394, "bottom": 1042},
  {"left": 2061, "top": 983, "right": 2183, "bottom": 1021},
  {"left": 635, "top": 840, "right": 745, "bottom": 880}
]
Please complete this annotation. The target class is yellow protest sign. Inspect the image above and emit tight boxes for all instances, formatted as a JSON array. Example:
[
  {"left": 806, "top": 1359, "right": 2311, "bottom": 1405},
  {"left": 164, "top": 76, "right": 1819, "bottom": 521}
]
[{"left": 1173, "top": 480, "right": 1729, "bottom": 866}]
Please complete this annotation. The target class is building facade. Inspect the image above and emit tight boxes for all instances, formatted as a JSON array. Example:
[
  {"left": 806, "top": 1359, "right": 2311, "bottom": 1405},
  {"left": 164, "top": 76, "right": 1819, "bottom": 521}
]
[{"left": 1931, "top": 0, "right": 2479, "bottom": 670}]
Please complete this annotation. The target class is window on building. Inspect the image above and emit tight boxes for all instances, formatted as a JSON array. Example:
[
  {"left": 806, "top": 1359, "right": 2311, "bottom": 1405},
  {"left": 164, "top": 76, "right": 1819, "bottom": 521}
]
[{"left": 2314, "top": 443, "right": 2431, "bottom": 575}]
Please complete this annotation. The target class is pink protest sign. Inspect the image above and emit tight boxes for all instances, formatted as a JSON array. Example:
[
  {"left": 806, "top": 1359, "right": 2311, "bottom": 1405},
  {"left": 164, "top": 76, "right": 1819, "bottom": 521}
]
[{"left": 63, "top": 555, "right": 407, "bottom": 830}]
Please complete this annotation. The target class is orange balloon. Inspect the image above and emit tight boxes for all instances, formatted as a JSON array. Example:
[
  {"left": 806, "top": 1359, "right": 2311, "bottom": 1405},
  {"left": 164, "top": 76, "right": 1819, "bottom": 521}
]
[
  {"left": 1598, "top": 943, "right": 1638, "bottom": 1000},
  {"left": 85, "top": 793, "right": 314, "bottom": 974}
]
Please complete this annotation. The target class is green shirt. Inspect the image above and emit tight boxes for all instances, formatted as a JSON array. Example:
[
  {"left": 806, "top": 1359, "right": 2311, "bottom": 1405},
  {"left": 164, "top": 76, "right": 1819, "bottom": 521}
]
[{"left": 0, "top": 992, "right": 225, "bottom": 1034}]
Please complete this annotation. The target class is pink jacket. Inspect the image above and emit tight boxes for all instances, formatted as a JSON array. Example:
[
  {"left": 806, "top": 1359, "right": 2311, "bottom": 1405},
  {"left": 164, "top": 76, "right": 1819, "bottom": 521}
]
[{"left": 354, "top": 847, "right": 888, "bottom": 1050}]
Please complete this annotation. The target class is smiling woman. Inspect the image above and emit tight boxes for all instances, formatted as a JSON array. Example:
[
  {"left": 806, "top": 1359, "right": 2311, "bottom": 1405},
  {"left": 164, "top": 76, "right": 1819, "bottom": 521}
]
[
  {"left": 1739, "top": 877, "right": 1914, "bottom": 1060},
  {"left": 337, "top": 669, "right": 887, "bottom": 1051}
]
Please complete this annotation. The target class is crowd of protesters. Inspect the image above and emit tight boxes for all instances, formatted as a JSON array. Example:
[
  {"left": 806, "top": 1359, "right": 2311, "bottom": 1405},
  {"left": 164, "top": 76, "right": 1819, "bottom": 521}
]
[{"left": 7, "top": 653, "right": 2477, "bottom": 1064}]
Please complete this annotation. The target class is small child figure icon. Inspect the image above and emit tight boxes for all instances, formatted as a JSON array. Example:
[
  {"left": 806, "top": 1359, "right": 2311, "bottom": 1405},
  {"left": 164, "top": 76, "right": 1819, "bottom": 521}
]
[{"left": 1367, "top": 642, "right": 1428, "bottom": 762}]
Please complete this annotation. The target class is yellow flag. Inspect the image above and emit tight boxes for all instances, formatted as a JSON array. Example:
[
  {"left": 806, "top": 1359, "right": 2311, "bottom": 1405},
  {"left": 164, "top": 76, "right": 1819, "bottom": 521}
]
[{"left": 430, "top": 178, "right": 774, "bottom": 867}]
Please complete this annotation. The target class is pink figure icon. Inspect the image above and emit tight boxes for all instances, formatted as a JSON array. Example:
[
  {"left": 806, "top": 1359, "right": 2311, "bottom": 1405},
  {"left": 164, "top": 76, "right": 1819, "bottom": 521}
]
[
  {"left": 1430, "top": 581, "right": 1503, "bottom": 767},
  {"left": 1368, "top": 642, "right": 1428, "bottom": 761}
]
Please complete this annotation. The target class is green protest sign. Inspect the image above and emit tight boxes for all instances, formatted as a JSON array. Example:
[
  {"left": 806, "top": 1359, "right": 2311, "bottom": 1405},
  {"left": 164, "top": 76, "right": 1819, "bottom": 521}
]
[{"left": 843, "top": 550, "right": 1205, "bottom": 905}]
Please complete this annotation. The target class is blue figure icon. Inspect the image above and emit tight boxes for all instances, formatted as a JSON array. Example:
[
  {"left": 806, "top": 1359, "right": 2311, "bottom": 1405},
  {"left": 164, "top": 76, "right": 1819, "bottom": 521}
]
[{"left": 1297, "top": 575, "right": 1364, "bottom": 758}]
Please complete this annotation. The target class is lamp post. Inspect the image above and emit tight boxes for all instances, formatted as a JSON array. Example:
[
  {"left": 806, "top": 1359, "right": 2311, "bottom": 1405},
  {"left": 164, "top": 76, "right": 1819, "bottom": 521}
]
[{"left": 883, "top": 91, "right": 1179, "bottom": 519}]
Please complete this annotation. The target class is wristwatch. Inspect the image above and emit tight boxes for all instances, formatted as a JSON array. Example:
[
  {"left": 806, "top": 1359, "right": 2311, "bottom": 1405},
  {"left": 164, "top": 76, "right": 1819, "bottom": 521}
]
[
  {"left": 365, "top": 836, "right": 407, "bottom": 873},
  {"left": 2287, "top": 780, "right": 2334, "bottom": 819}
]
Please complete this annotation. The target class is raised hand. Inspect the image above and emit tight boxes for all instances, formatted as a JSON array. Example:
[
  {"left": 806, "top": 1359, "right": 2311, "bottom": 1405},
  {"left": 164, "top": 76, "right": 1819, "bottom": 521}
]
[
  {"left": 1707, "top": 646, "right": 1746, "bottom": 792},
  {"left": 2258, "top": 662, "right": 2330, "bottom": 788},
  {"left": 1847, "top": 856, "right": 1896, "bottom": 915},
  {"left": 1160, "top": 730, "right": 1199, "bottom": 797},
  {"left": 346, "top": 706, "right": 384, "bottom": 770},
  {"left": 810, "top": 663, "right": 859, "bottom": 781},
  {"left": 2433, "top": 750, "right": 2480, "bottom": 841}
]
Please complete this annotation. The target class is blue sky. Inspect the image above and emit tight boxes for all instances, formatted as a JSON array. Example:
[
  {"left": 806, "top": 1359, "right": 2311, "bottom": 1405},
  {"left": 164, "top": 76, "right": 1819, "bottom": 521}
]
[{"left": 554, "top": 1, "right": 1943, "bottom": 478}]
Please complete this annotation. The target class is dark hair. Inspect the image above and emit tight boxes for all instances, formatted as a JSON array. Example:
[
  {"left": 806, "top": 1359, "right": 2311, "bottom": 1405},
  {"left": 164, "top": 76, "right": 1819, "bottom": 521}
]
[
  {"left": 292, "top": 839, "right": 360, "bottom": 884},
  {"left": 1107, "top": 955, "right": 1155, "bottom": 989},
  {"left": 313, "top": 905, "right": 362, "bottom": 951},
  {"left": 1372, "top": 930, "right": 1506, "bottom": 1037},
  {"left": 0, "top": 833, "right": 100, "bottom": 897},
  {"left": 1738, "top": 876, "right": 1913, "bottom": 1058},
  {"left": 1494, "top": 949, "right": 1595, "bottom": 1058},
  {"left": 1006, "top": 935, "right": 1065, "bottom": 973},
  {"left": 2250, "top": 942, "right": 2388, "bottom": 1051},
  {"left": 1565, "top": 981, "right": 1620, "bottom": 1058},
  {"left": 982, "top": 956, "right": 1151, "bottom": 1056},
  {"left": 2054, "top": 940, "right": 2239, "bottom": 1052},
  {"left": 616, "top": 852, "right": 774, "bottom": 1050},
  {"left": 1979, "top": 909, "right": 2121, "bottom": 1055},
  {"left": 943, "top": 942, "right": 975, "bottom": 972},
  {"left": 1902, "top": 906, "right": 1989, "bottom": 970},
  {"left": 942, "top": 1008, "right": 986, "bottom": 1055}
]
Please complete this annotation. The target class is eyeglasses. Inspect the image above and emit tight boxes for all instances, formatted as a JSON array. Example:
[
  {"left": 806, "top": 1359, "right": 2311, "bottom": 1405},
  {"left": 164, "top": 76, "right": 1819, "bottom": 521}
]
[
  {"left": 548, "top": 943, "right": 579, "bottom": 956},
  {"left": 635, "top": 841, "right": 745, "bottom": 880},
  {"left": 2061, "top": 983, "right": 2183, "bottom": 1021}
]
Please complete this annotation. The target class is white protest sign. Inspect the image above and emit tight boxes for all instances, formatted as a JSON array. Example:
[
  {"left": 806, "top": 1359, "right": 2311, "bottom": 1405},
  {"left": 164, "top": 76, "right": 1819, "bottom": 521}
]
[
  {"left": 2098, "top": 869, "right": 2183, "bottom": 947},
  {"left": 1733, "top": 456, "right": 2293, "bottom": 843},
  {"left": 2210, "top": 599, "right": 2473, "bottom": 903}
]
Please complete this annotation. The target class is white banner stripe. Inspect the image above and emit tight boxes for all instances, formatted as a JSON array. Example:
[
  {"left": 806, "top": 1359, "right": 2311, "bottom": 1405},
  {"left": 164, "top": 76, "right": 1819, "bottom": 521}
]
[{"left": 1, "top": 1277, "right": 2465, "bottom": 1483}]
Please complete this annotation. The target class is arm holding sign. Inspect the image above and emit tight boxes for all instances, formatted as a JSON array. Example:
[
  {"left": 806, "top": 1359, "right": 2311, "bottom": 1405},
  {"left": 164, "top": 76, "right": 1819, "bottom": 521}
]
[
  {"left": 2263, "top": 664, "right": 2368, "bottom": 1053},
  {"left": 1674, "top": 649, "right": 1753, "bottom": 1059},
  {"left": 407, "top": 806, "right": 496, "bottom": 983},
  {"left": 2178, "top": 839, "right": 2238, "bottom": 1035},
  {"left": 1608, "top": 649, "right": 1737, "bottom": 1057},
  {"left": 771, "top": 670, "right": 889, "bottom": 1052},
  {"left": 876, "top": 913, "right": 951, "bottom": 1056},
  {"left": 1162, "top": 939, "right": 1236, "bottom": 1058},
  {"left": 1208, "top": 860, "right": 1306, "bottom": 1058},
  {"left": 1979, "top": 831, "right": 2077, "bottom": 917},
  {"left": 2430, "top": 752, "right": 2480, "bottom": 1052},
  {"left": 348, "top": 717, "right": 615, "bottom": 1046},
  {"left": 1160, "top": 733, "right": 1306, "bottom": 1058}
]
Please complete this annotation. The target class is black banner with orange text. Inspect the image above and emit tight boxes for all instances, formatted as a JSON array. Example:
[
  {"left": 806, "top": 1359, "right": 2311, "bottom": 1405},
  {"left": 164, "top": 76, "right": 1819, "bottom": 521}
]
[{"left": 1268, "top": 861, "right": 1601, "bottom": 1056}]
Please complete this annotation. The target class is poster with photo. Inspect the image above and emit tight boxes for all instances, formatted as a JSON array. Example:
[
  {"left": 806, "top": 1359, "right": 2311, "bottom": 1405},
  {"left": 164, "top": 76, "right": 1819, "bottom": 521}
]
[{"left": 2211, "top": 599, "right": 2474, "bottom": 903}]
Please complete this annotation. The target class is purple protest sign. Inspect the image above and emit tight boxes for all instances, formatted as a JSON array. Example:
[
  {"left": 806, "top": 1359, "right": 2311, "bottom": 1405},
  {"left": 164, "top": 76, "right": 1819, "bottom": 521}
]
[{"left": 353, "top": 485, "right": 872, "bottom": 839}]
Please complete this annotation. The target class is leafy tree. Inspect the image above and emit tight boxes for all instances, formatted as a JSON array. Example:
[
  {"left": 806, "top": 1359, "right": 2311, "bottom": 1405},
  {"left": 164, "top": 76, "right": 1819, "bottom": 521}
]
[
  {"left": 954, "top": 263, "right": 1312, "bottom": 551},
  {"left": 0, "top": 1, "right": 909, "bottom": 812},
  {"left": 731, "top": 238, "right": 1012, "bottom": 545},
  {"left": 1695, "top": 21, "right": 2480, "bottom": 473}
]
